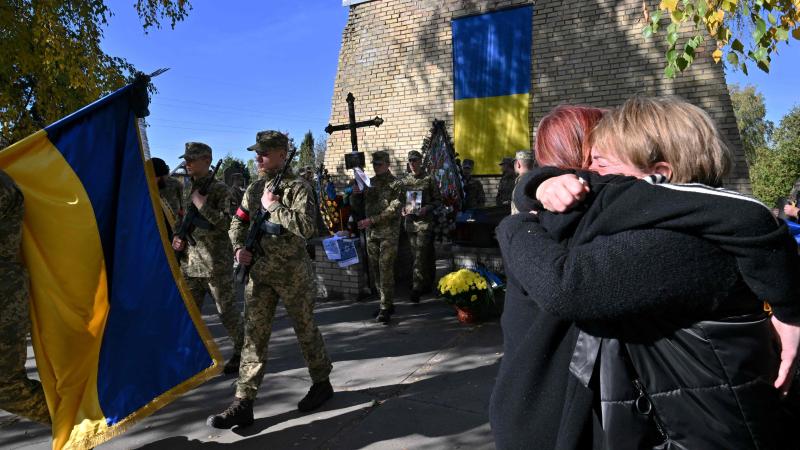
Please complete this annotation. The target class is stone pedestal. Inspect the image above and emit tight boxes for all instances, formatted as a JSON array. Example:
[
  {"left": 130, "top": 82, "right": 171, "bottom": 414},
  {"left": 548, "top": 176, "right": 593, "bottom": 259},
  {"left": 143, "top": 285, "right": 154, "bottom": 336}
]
[{"left": 311, "top": 236, "right": 371, "bottom": 300}]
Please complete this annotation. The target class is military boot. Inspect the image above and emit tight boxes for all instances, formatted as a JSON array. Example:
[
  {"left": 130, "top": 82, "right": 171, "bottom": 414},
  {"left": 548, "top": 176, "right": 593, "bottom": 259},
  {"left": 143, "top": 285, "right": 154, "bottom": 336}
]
[
  {"left": 223, "top": 353, "right": 241, "bottom": 375},
  {"left": 298, "top": 379, "right": 334, "bottom": 412},
  {"left": 206, "top": 397, "right": 254, "bottom": 429},
  {"left": 376, "top": 308, "right": 392, "bottom": 324}
]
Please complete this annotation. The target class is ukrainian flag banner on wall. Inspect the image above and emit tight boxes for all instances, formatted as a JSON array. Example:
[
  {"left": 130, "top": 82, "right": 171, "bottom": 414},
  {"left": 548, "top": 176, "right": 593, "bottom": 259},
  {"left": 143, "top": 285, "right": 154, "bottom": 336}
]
[
  {"left": 452, "top": 6, "right": 533, "bottom": 175},
  {"left": 0, "top": 83, "right": 222, "bottom": 449}
]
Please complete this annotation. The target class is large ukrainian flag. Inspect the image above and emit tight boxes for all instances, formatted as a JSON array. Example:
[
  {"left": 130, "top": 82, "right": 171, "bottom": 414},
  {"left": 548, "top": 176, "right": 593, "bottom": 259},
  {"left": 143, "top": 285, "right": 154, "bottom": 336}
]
[
  {"left": 452, "top": 6, "right": 533, "bottom": 175},
  {"left": 0, "top": 83, "right": 222, "bottom": 449}
]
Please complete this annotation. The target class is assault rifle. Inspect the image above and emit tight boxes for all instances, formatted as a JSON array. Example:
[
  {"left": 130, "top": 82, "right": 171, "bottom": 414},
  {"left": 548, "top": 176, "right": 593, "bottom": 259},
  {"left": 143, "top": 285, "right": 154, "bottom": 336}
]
[
  {"left": 174, "top": 159, "right": 223, "bottom": 258},
  {"left": 234, "top": 146, "right": 298, "bottom": 284}
]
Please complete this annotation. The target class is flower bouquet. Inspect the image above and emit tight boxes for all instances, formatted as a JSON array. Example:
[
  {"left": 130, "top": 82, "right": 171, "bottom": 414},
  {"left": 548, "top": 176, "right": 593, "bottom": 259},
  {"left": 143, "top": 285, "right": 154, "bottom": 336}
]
[{"left": 437, "top": 268, "right": 497, "bottom": 323}]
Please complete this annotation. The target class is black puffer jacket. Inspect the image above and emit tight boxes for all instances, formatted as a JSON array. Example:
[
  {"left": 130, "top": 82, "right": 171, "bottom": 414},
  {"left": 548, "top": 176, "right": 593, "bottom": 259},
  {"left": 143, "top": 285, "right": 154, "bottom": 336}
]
[{"left": 491, "top": 170, "right": 800, "bottom": 449}]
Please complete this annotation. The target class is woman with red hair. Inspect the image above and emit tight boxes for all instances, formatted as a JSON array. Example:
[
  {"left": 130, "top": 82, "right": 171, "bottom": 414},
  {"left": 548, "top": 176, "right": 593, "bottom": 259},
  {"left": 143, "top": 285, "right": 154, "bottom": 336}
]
[{"left": 491, "top": 100, "right": 799, "bottom": 449}]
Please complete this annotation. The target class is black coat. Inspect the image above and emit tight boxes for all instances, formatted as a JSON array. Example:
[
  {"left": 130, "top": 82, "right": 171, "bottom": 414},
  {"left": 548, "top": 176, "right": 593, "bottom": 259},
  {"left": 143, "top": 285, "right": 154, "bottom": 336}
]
[{"left": 490, "top": 170, "right": 800, "bottom": 449}]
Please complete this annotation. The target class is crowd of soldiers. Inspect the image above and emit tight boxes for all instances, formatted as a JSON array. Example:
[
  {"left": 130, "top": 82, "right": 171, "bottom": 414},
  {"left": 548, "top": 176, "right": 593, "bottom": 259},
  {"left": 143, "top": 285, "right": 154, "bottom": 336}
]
[{"left": 0, "top": 133, "right": 534, "bottom": 430}]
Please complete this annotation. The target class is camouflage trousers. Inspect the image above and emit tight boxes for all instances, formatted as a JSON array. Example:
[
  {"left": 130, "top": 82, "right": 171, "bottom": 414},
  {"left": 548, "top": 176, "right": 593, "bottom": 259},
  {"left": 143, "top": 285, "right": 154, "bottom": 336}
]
[
  {"left": 185, "top": 274, "right": 244, "bottom": 354},
  {"left": 366, "top": 232, "right": 399, "bottom": 310},
  {"left": 0, "top": 271, "right": 50, "bottom": 424},
  {"left": 235, "top": 260, "right": 332, "bottom": 400},
  {"left": 407, "top": 229, "right": 435, "bottom": 292}
]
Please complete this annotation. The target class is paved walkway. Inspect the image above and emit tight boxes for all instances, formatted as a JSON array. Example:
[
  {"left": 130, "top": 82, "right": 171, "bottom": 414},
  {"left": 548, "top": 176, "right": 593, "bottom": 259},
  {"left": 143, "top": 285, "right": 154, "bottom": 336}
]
[{"left": 1, "top": 292, "right": 502, "bottom": 449}]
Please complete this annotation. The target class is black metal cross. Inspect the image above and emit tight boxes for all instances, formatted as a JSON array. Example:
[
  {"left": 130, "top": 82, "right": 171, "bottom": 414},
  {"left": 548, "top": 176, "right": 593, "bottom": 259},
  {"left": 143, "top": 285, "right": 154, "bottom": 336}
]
[{"left": 325, "top": 92, "right": 383, "bottom": 155}]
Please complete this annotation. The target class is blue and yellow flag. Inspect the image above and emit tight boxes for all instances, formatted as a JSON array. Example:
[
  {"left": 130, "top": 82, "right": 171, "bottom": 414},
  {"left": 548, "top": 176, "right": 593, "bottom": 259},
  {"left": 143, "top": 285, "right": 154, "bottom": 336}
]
[
  {"left": 0, "top": 84, "right": 222, "bottom": 449},
  {"left": 452, "top": 6, "right": 533, "bottom": 175}
]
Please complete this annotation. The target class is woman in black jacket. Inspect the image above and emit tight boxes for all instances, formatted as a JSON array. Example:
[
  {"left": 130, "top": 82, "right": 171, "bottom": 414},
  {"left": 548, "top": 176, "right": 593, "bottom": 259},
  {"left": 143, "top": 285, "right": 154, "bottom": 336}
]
[{"left": 490, "top": 99, "right": 800, "bottom": 449}]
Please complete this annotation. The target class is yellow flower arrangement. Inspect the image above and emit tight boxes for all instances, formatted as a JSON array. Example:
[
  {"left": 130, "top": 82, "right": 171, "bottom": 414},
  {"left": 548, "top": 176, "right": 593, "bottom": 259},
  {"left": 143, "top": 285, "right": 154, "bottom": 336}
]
[{"left": 437, "top": 268, "right": 495, "bottom": 311}]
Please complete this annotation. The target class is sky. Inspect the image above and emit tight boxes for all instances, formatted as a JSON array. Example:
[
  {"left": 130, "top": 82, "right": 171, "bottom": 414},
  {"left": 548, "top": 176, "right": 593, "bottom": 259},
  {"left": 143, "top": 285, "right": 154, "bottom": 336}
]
[
  {"left": 101, "top": 1, "right": 350, "bottom": 168},
  {"left": 724, "top": 42, "right": 800, "bottom": 126},
  {"left": 99, "top": 1, "right": 800, "bottom": 169}
]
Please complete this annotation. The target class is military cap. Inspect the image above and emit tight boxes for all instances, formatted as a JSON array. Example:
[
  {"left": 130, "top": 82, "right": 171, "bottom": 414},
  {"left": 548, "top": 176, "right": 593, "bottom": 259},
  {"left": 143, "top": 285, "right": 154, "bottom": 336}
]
[
  {"left": 408, "top": 150, "right": 423, "bottom": 161},
  {"left": 515, "top": 150, "right": 533, "bottom": 162},
  {"left": 371, "top": 150, "right": 390, "bottom": 164},
  {"left": 152, "top": 157, "right": 169, "bottom": 177},
  {"left": 462, "top": 159, "right": 475, "bottom": 169},
  {"left": 179, "top": 142, "right": 212, "bottom": 160},
  {"left": 499, "top": 157, "right": 514, "bottom": 166},
  {"left": 247, "top": 130, "right": 289, "bottom": 152}
]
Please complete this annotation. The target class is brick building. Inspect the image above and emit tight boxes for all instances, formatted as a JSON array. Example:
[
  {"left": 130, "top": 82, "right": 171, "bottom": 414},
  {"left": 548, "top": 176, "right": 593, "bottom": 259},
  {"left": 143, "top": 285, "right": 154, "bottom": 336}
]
[{"left": 324, "top": 0, "right": 749, "bottom": 196}]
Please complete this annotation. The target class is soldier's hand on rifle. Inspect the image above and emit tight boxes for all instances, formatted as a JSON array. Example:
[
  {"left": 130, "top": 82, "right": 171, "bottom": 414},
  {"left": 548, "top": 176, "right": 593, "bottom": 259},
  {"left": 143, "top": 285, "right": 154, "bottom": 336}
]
[
  {"left": 261, "top": 190, "right": 280, "bottom": 210},
  {"left": 357, "top": 217, "right": 372, "bottom": 229},
  {"left": 236, "top": 248, "right": 253, "bottom": 266},
  {"left": 172, "top": 236, "right": 187, "bottom": 252},
  {"left": 191, "top": 190, "right": 208, "bottom": 209}
]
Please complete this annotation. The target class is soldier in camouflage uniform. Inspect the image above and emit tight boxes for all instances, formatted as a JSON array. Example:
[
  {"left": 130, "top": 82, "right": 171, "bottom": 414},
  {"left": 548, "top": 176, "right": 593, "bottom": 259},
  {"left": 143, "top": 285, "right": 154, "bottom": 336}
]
[
  {"left": 171, "top": 143, "right": 243, "bottom": 375},
  {"left": 461, "top": 159, "right": 485, "bottom": 210},
  {"left": 228, "top": 173, "right": 246, "bottom": 216},
  {"left": 152, "top": 157, "right": 183, "bottom": 237},
  {"left": 401, "top": 150, "right": 441, "bottom": 303},
  {"left": 0, "top": 169, "right": 50, "bottom": 425},
  {"left": 351, "top": 150, "right": 404, "bottom": 324},
  {"left": 153, "top": 157, "right": 183, "bottom": 218},
  {"left": 207, "top": 130, "right": 333, "bottom": 429},
  {"left": 495, "top": 157, "right": 516, "bottom": 207},
  {"left": 510, "top": 150, "right": 534, "bottom": 215}
]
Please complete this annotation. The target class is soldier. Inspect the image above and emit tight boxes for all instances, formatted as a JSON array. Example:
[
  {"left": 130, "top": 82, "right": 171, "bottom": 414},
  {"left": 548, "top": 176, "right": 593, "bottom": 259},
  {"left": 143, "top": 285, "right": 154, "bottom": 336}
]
[
  {"left": 510, "top": 150, "right": 534, "bottom": 214},
  {"left": 228, "top": 173, "right": 246, "bottom": 216},
  {"left": 351, "top": 151, "right": 404, "bottom": 324},
  {"left": 461, "top": 159, "right": 485, "bottom": 210},
  {"left": 207, "top": 131, "right": 333, "bottom": 429},
  {"left": 152, "top": 157, "right": 183, "bottom": 237},
  {"left": 171, "top": 142, "right": 244, "bottom": 375},
  {"left": 153, "top": 157, "right": 183, "bottom": 218},
  {"left": 401, "top": 150, "right": 441, "bottom": 303},
  {"left": 495, "top": 157, "right": 516, "bottom": 207},
  {"left": 0, "top": 169, "right": 50, "bottom": 425}
]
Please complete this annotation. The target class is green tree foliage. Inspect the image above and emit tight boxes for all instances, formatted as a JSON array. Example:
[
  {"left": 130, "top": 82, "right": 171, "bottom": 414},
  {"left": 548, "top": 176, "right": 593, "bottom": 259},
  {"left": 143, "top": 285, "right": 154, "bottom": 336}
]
[
  {"left": 0, "top": 0, "right": 192, "bottom": 145},
  {"left": 749, "top": 144, "right": 800, "bottom": 205},
  {"left": 314, "top": 133, "right": 327, "bottom": 168},
  {"left": 642, "top": 0, "right": 800, "bottom": 78},
  {"left": 728, "top": 83, "right": 773, "bottom": 163},
  {"left": 773, "top": 105, "right": 800, "bottom": 147},
  {"left": 216, "top": 153, "right": 249, "bottom": 185},
  {"left": 299, "top": 131, "right": 315, "bottom": 168}
]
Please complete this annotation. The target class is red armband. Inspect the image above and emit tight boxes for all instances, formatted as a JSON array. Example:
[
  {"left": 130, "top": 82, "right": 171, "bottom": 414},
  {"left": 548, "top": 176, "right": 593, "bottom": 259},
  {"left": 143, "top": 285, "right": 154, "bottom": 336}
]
[{"left": 235, "top": 207, "right": 250, "bottom": 222}]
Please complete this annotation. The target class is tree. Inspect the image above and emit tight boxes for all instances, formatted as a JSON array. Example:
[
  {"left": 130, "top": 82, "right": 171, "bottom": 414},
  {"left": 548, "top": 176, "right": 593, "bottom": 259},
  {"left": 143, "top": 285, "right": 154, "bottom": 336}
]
[
  {"left": 748, "top": 105, "right": 800, "bottom": 205},
  {"left": 642, "top": 0, "right": 800, "bottom": 78},
  {"left": 299, "top": 131, "right": 315, "bottom": 168},
  {"left": 0, "top": 0, "right": 192, "bottom": 145},
  {"left": 749, "top": 144, "right": 800, "bottom": 205},
  {"left": 773, "top": 105, "right": 800, "bottom": 148},
  {"left": 728, "top": 83, "right": 773, "bottom": 163},
  {"left": 216, "top": 153, "right": 249, "bottom": 185},
  {"left": 314, "top": 133, "right": 328, "bottom": 168}
]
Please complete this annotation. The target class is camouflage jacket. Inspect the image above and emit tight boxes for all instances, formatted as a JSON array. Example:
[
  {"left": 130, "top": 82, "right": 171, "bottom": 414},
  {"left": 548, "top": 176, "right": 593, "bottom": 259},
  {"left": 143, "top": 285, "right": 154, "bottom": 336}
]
[
  {"left": 351, "top": 172, "right": 404, "bottom": 239},
  {"left": 160, "top": 176, "right": 184, "bottom": 217},
  {"left": 495, "top": 173, "right": 516, "bottom": 206},
  {"left": 401, "top": 171, "right": 442, "bottom": 233},
  {"left": 229, "top": 172, "right": 316, "bottom": 278},
  {"left": 462, "top": 177, "right": 486, "bottom": 210},
  {"left": 179, "top": 173, "right": 234, "bottom": 277},
  {"left": 228, "top": 185, "right": 246, "bottom": 216},
  {"left": 0, "top": 170, "right": 26, "bottom": 281}
]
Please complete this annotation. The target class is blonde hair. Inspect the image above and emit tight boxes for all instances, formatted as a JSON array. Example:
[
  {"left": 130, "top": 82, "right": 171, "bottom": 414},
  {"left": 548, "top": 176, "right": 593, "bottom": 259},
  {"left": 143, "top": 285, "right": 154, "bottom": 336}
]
[{"left": 590, "top": 96, "right": 732, "bottom": 186}]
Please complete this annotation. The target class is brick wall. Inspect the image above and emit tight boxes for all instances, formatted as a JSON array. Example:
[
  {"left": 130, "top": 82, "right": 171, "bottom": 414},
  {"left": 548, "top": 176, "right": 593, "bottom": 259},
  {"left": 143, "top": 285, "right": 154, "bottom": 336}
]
[{"left": 325, "top": 0, "right": 749, "bottom": 194}]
